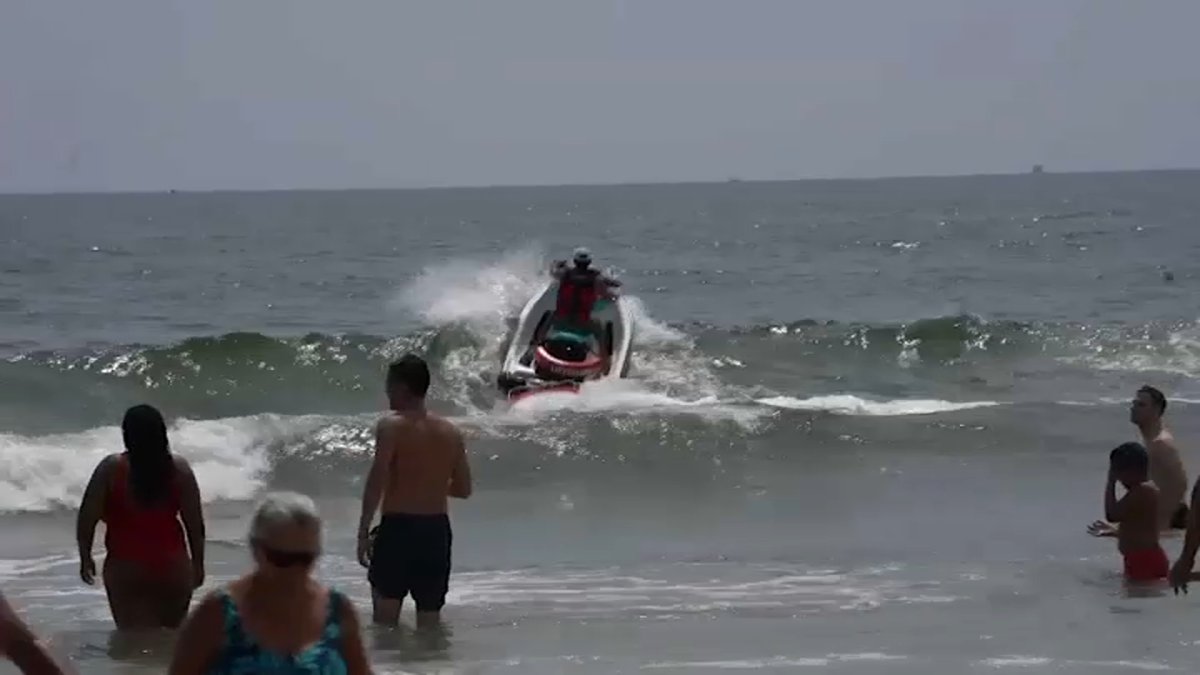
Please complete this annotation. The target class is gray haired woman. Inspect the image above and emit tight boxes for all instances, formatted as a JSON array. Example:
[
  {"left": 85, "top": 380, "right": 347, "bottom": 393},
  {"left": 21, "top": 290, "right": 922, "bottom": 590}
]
[{"left": 169, "top": 492, "right": 372, "bottom": 675}]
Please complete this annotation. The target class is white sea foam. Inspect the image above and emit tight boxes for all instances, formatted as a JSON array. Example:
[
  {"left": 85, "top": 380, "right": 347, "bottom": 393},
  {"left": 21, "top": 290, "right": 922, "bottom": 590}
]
[
  {"left": 644, "top": 653, "right": 908, "bottom": 669},
  {"left": 503, "top": 378, "right": 762, "bottom": 427},
  {"left": 0, "top": 414, "right": 327, "bottom": 513},
  {"left": 1063, "top": 322, "right": 1200, "bottom": 378},
  {"left": 980, "top": 656, "right": 1172, "bottom": 671},
  {"left": 756, "top": 394, "right": 1001, "bottom": 416}
]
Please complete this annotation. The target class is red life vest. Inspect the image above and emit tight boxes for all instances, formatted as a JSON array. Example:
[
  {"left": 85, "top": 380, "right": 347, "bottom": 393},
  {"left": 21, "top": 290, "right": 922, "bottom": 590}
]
[{"left": 555, "top": 268, "right": 599, "bottom": 323}]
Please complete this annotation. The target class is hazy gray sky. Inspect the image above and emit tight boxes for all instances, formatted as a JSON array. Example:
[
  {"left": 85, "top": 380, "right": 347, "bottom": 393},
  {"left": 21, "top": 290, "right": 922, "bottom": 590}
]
[{"left": 3, "top": 0, "right": 1200, "bottom": 192}]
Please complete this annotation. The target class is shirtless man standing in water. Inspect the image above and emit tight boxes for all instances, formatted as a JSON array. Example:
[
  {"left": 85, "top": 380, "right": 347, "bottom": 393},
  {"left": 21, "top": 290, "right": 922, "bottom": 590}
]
[
  {"left": 1091, "top": 385, "right": 1188, "bottom": 536},
  {"left": 357, "top": 355, "right": 473, "bottom": 627}
]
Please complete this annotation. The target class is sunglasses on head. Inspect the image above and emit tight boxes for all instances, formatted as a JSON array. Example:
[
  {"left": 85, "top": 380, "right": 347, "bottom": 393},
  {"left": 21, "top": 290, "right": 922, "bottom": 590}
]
[{"left": 254, "top": 540, "right": 319, "bottom": 568}]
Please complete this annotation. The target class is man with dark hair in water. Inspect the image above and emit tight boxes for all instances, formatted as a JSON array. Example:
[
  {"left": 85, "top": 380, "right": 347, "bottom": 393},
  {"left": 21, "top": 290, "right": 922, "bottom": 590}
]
[
  {"left": 1090, "top": 385, "right": 1188, "bottom": 536},
  {"left": 1132, "top": 385, "right": 1188, "bottom": 530},
  {"left": 357, "top": 354, "right": 473, "bottom": 627}
]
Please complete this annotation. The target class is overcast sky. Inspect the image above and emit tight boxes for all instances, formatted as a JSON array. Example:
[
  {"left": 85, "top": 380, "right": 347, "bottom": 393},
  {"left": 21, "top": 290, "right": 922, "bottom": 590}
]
[{"left": 3, "top": 0, "right": 1200, "bottom": 192}]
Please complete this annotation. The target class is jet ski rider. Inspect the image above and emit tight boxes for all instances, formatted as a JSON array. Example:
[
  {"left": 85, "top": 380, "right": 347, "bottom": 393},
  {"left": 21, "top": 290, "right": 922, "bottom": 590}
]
[{"left": 549, "top": 248, "right": 620, "bottom": 347}]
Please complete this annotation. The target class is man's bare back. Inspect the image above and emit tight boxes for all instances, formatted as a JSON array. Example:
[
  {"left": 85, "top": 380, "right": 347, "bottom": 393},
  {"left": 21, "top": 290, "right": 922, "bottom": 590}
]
[
  {"left": 357, "top": 354, "right": 473, "bottom": 625},
  {"left": 377, "top": 411, "right": 472, "bottom": 516},
  {"left": 1145, "top": 428, "right": 1187, "bottom": 530},
  {"left": 1127, "top": 386, "right": 1188, "bottom": 531}
]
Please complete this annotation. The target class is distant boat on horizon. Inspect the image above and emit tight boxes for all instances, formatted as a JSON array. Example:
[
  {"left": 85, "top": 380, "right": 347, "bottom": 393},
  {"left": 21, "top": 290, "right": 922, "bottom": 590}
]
[{"left": 1031, "top": 165, "right": 1044, "bottom": 174}]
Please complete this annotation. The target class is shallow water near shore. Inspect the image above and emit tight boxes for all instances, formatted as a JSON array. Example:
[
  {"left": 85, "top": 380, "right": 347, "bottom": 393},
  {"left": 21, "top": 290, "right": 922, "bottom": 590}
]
[{"left": 5, "top": 173, "right": 1200, "bottom": 672}]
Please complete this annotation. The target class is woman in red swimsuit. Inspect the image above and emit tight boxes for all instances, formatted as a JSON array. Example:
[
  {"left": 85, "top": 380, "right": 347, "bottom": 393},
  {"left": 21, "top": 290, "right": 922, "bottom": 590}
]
[{"left": 76, "top": 405, "right": 206, "bottom": 629}]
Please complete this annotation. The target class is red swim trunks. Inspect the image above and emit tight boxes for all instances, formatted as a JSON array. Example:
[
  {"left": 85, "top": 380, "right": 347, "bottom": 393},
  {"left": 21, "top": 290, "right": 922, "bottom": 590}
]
[{"left": 1123, "top": 546, "right": 1169, "bottom": 582}]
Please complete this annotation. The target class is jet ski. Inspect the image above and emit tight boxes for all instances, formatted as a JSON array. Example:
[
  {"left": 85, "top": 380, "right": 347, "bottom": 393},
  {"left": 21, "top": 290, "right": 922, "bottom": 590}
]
[{"left": 497, "top": 281, "right": 633, "bottom": 402}]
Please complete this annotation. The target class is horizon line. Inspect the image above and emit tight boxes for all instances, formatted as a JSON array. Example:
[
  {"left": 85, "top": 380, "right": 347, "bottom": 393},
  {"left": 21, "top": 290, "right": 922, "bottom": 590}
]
[{"left": 3, "top": 165, "right": 1199, "bottom": 198}]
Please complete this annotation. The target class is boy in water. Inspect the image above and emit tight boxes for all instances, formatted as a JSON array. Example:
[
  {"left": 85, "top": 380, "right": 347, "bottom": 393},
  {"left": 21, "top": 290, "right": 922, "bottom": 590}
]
[{"left": 1090, "top": 442, "right": 1169, "bottom": 582}]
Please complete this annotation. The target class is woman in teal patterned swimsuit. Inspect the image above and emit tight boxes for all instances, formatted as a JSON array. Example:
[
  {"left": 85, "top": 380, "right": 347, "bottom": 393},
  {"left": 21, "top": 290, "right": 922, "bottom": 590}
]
[{"left": 169, "top": 492, "right": 372, "bottom": 674}]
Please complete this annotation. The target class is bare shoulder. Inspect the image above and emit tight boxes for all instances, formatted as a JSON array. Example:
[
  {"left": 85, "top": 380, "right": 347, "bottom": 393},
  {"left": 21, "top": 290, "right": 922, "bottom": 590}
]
[
  {"left": 1133, "top": 481, "right": 1161, "bottom": 503},
  {"left": 1149, "top": 432, "right": 1182, "bottom": 455},
  {"left": 378, "top": 412, "right": 462, "bottom": 447},
  {"left": 429, "top": 414, "right": 465, "bottom": 445},
  {"left": 430, "top": 413, "right": 461, "bottom": 433},
  {"left": 378, "top": 411, "right": 441, "bottom": 433},
  {"left": 375, "top": 412, "right": 405, "bottom": 433},
  {"left": 172, "top": 453, "right": 195, "bottom": 474},
  {"left": 187, "top": 589, "right": 228, "bottom": 626},
  {"left": 91, "top": 452, "right": 122, "bottom": 479}
]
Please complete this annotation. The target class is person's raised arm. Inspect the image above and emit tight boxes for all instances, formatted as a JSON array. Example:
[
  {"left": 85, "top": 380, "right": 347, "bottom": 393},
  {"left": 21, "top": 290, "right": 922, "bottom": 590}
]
[
  {"left": 166, "top": 593, "right": 223, "bottom": 675},
  {"left": 357, "top": 416, "right": 397, "bottom": 567},
  {"left": 337, "top": 594, "right": 374, "bottom": 675},
  {"left": 448, "top": 428, "right": 472, "bottom": 500},
  {"left": 76, "top": 456, "right": 115, "bottom": 586},
  {"left": 175, "top": 457, "right": 206, "bottom": 590},
  {"left": 1104, "top": 468, "right": 1122, "bottom": 523},
  {"left": 0, "top": 591, "right": 68, "bottom": 675}
]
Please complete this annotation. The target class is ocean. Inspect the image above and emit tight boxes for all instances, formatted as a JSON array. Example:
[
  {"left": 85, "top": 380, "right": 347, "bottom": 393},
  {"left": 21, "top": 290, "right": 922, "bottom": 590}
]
[{"left": 3, "top": 171, "right": 1200, "bottom": 673}]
